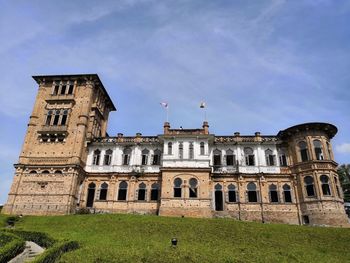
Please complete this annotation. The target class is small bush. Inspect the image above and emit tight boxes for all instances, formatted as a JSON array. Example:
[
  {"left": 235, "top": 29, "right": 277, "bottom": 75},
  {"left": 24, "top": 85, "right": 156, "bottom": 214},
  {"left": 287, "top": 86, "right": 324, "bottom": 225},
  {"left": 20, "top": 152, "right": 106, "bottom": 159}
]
[
  {"left": 33, "top": 240, "right": 79, "bottom": 263},
  {"left": 3, "top": 229, "right": 55, "bottom": 248},
  {"left": 0, "top": 232, "right": 25, "bottom": 263},
  {"left": 6, "top": 216, "right": 20, "bottom": 227},
  {"left": 75, "top": 208, "right": 91, "bottom": 214}
]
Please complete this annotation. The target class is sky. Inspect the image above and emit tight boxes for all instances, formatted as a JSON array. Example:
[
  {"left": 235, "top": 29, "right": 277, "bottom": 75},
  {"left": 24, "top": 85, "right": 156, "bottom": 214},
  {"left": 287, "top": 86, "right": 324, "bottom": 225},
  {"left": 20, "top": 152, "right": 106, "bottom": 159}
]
[{"left": 0, "top": 0, "right": 350, "bottom": 204}]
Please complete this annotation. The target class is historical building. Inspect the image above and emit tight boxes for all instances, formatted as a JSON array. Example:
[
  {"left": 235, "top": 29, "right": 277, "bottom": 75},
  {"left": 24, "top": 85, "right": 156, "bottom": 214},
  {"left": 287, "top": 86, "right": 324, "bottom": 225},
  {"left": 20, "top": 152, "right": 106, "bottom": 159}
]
[{"left": 3, "top": 74, "right": 349, "bottom": 227}]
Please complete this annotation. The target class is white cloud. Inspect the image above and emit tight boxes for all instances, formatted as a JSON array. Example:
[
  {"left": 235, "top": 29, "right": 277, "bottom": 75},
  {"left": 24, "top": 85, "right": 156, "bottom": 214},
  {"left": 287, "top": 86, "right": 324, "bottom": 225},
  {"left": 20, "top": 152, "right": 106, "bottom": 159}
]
[{"left": 336, "top": 143, "right": 350, "bottom": 154}]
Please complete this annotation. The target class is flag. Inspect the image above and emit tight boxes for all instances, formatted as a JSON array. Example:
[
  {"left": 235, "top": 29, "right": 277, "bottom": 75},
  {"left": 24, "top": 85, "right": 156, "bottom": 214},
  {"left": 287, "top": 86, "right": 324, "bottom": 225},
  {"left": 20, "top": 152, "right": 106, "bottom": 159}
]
[
  {"left": 200, "top": 101, "right": 206, "bottom": 108},
  {"left": 160, "top": 102, "right": 168, "bottom": 108}
]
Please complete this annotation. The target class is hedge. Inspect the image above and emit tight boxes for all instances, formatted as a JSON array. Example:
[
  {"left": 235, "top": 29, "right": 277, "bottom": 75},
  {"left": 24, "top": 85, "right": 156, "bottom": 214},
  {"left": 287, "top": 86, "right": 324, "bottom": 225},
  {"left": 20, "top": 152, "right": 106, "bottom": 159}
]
[
  {"left": 0, "top": 232, "right": 25, "bottom": 263},
  {"left": 3, "top": 229, "right": 55, "bottom": 248},
  {"left": 33, "top": 240, "right": 79, "bottom": 263}
]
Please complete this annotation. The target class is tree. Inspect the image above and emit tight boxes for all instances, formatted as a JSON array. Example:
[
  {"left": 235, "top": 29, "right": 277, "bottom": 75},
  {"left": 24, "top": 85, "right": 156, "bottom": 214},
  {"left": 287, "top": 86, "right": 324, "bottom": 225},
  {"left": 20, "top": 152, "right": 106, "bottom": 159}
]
[{"left": 337, "top": 164, "right": 350, "bottom": 202}]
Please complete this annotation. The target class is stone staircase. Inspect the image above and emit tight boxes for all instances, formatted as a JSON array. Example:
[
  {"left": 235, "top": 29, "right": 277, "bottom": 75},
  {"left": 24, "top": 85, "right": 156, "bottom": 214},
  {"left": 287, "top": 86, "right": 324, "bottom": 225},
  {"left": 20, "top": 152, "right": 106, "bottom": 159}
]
[{"left": 8, "top": 241, "right": 45, "bottom": 263}]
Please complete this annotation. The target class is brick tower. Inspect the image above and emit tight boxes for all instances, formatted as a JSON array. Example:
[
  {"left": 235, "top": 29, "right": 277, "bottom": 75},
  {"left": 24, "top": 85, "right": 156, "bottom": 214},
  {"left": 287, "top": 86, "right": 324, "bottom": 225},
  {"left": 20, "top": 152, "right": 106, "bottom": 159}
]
[{"left": 3, "top": 74, "right": 115, "bottom": 215}]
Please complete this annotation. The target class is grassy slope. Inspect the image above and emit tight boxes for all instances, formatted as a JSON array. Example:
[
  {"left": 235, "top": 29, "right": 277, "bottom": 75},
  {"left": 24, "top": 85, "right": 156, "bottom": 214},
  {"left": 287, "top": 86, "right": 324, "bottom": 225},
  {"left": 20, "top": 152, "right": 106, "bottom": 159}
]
[{"left": 4, "top": 214, "right": 350, "bottom": 263}]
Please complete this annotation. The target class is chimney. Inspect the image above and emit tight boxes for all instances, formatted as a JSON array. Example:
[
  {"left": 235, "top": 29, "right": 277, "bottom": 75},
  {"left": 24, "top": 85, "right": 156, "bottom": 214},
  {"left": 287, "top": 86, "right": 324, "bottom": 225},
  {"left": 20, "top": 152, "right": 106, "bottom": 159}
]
[
  {"left": 164, "top": 122, "right": 170, "bottom": 134},
  {"left": 202, "top": 121, "right": 209, "bottom": 134}
]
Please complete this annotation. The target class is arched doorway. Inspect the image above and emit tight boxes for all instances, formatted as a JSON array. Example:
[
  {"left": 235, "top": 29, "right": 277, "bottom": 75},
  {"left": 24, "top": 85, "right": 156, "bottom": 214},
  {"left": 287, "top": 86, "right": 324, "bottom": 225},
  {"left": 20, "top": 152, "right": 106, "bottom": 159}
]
[
  {"left": 86, "top": 183, "right": 96, "bottom": 207},
  {"left": 215, "top": 183, "right": 223, "bottom": 211}
]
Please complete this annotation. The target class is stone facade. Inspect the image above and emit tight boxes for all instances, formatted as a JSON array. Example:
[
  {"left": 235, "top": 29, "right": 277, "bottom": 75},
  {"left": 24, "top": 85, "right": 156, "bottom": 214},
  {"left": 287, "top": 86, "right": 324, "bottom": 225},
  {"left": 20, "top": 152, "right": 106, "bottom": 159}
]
[{"left": 3, "top": 74, "right": 349, "bottom": 227}]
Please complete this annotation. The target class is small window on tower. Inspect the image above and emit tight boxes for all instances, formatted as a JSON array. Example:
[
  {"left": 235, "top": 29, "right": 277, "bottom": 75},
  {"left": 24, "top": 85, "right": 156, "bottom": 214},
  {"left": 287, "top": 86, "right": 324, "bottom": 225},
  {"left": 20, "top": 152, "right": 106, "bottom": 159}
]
[
  {"left": 53, "top": 110, "right": 60, "bottom": 126},
  {"left": 61, "top": 110, "right": 68, "bottom": 125},
  {"left": 68, "top": 84, "right": 74, "bottom": 95},
  {"left": 53, "top": 85, "right": 59, "bottom": 95},
  {"left": 46, "top": 110, "right": 53, "bottom": 126},
  {"left": 60, "top": 84, "right": 66, "bottom": 95}
]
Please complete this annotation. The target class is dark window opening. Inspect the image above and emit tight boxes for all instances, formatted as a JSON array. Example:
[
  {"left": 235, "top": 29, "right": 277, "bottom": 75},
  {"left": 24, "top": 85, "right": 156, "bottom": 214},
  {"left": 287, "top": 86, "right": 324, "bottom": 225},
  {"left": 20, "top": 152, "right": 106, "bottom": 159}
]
[
  {"left": 299, "top": 141, "right": 309, "bottom": 162},
  {"left": 279, "top": 154, "right": 287, "bottom": 167},
  {"left": 118, "top": 181, "right": 128, "bottom": 201},
  {"left": 104, "top": 149, "right": 112, "bottom": 165},
  {"left": 179, "top": 142, "right": 183, "bottom": 159},
  {"left": 283, "top": 184, "right": 292, "bottom": 203},
  {"left": 93, "top": 150, "right": 101, "bottom": 165},
  {"left": 151, "top": 183, "right": 160, "bottom": 201},
  {"left": 46, "top": 111, "right": 53, "bottom": 125},
  {"left": 174, "top": 178, "right": 182, "bottom": 198},
  {"left": 168, "top": 142, "right": 172, "bottom": 155},
  {"left": 53, "top": 85, "right": 59, "bottom": 95},
  {"left": 313, "top": 140, "right": 324, "bottom": 160},
  {"left": 320, "top": 175, "right": 331, "bottom": 196},
  {"left": 123, "top": 155, "right": 129, "bottom": 165},
  {"left": 142, "top": 155, "right": 147, "bottom": 165},
  {"left": 303, "top": 215, "right": 310, "bottom": 225},
  {"left": 53, "top": 110, "right": 60, "bottom": 125},
  {"left": 304, "top": 176, "right": 315, "bottom": 197},
  {"left": 61, "top": 110, "right": 68, "bottom": 125},
  {"left": 215, "top": 184, "right": 223, "bottom": 211},
  {"left": 247, "top": 182, "right": 258, "bottom": 202},
  {"left": 213, "top": 150, "right": 221, "bottom": 166},
  {"left": 86, "top": 183, "right": 96, "bottom": 207},
  {"left": 226, "top": 150, "right": 234, "bottom": 166},
  {"left": 228, "top": 184, "right": 236, "bottom": 202},
  {"left": 99, "top": 183, "right": 108, "bottom": 200},
  {"left": 200, "top": 142, "right": 205, "bottom": 155},
  {"left": 189, "top": 178, "right": 198, "bottom": 198},
  {"left": 68, "top": 84, "right": 74, "bottom": 95},
  {"left": 138, "top": 183, "right": 146, "bottom": 201}
]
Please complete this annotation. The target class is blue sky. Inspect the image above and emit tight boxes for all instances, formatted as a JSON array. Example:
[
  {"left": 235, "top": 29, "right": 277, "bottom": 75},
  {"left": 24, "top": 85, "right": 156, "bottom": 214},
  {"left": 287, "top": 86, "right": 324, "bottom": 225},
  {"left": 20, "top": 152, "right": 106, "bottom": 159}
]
[{"left": 0, "top": 0, "right": 350, "bottom": 204}]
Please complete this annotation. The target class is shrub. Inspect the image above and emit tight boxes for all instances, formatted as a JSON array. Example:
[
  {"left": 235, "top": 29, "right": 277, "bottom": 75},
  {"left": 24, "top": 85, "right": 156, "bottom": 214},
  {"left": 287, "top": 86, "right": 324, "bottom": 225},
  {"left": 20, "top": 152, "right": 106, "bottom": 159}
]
[
  {"left": 6, "top": 216, "right": 20, "bottom": 227},
  {"left": 3, "top": 229, "right": 55, "bottom": 248},
  {"left": 33, "top": 240, "right": 79, "bottom": 263},
  {"left": 0, "top": 232, "right": 25, "bottom": 263}
]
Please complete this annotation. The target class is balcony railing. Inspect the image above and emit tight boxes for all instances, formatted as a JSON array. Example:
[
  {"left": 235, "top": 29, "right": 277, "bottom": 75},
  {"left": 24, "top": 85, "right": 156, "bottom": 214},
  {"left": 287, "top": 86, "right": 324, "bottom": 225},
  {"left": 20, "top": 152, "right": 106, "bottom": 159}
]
[{"left": 39, "top": 125, "right": 68, "bottom": 133}]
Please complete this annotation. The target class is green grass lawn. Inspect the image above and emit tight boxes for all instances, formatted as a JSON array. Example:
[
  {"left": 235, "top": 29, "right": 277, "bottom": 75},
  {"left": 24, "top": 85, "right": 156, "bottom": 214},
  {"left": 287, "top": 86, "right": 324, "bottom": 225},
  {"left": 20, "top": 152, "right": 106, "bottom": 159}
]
[{"left": 2, "top": 214, "right": 350, "bottom": 263}]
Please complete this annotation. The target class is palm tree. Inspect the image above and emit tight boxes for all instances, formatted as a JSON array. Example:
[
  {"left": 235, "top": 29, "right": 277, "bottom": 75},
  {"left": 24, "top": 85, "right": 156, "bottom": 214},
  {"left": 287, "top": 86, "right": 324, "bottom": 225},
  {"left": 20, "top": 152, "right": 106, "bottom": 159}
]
[{"left": 337, "top": 164, "right": 350, "bottom": 202}]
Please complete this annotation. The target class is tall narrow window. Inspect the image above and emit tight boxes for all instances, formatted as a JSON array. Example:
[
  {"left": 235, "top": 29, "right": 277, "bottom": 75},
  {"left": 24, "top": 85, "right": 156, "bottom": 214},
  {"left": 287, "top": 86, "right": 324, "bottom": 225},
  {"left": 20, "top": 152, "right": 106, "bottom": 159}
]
[
  {"left": 86, "top": 183, "right": 96, "bottom": 207},
  {"left": 118, "top": 181, "right": 128, "bottom": 201},
  {"left": 299, "top": 141, "right": 309, "bottom": 162},
  {"left": 313, "top": 140, "right": 324, "bottom": 160},
  {"left": 60, "top": 84, "right": 66, "bottom": 95},
  {"left": 141, "top": 149, "right": 149, "bottom": 165},
  {"left": 269, "top": 184, "right": 279, "bottom": 203},
  {"left": 226, "top": 149, "right": 235, "bottom": 166},
  {"left": 279, "top": 149, "right": 287, "bottom": 167},
  {"left": 283, "top": 184, "right": 292, "bottom": 203},
  {"left": 265, "top": 149, "right": 276, "bottom": 166},
  {"left": 137, "top": 182, "right": 147, "bottom": 201},
  {"left": 150, "top": 183, "right": 160, "bottom": 201},
  {"left": 152, "top": 149, "right": 161, "bottom": 165},
  {"left": 247, "top": 182, "right": 258, "bottom": 202},
  {"left": 99, "top": 182, "right": 108, "bottom": 200},
  {"left": 68, "top": 84, "right": 74, "bottom": 95},
  {"left": 104, "top": 149, "right": 113, "bottom": 165},
  {"left": 244, "top": 147, "right": 255, "bottom": 166},
  {"left": 53, "top": 84, "right": 59, "bottom": 95},
  {"left": 189, "top": 142, "right": 194, "bottom": 159},
  {"left": 123, "top": 148, "right": 131, "bottom": 165},
  {"left": 213, "top": 149, "right": 222, "bottom": 166},
  {"left": 200, "top": 142, "right": 205, "bottom": 155},
  {"left": 174, "top": 178, "right": 182, "bottom": 197},
  {"left": 168, "top": 142, "right": 172, "bottom": 155},
  {"left": 320, "top": 175, "right": 331, "bottom": 195},
  {"left": 304, "top": 176, "right": 315, "bottom": 197},
  {"left": 92, "top": 149, "right": 101, "bottom": 165},
  {"left": 61, "top": 110, "right": 68, "bottom": 125},
  {"left": 326, "top": 142, "right": 332, "bottom": 160},
  {"left": 53, "top": 110, "right": 60, "bottom": 125},
  {"left": 189, "top": 178, "right": 198, "bottom": 198},
  {"left": 46, "top": 110, "right": 53, "bottom": 125},
  {"left": 228, "top": 184, "right": 236, "bottom": 202},
  {"left": 179, "top": 142, "right": 183, "bottom": 159}
]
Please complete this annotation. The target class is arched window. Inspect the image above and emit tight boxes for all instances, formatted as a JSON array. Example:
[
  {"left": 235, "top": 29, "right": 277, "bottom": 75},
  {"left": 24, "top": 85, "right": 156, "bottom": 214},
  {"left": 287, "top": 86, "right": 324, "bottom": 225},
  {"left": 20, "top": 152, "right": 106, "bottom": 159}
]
[
  {"left": 334, "top": 176, "right": 340, "bottom": 197},
  {"left": 265, "top": 149, "right": 276, "bottom": 166},
  {"left": 189, "top": 142, "right": 194, "bottom": 159},
  {"left": 46, "top": 110, "right": 53, "bottom": 126},
  {"left": 54, "top": 170, "right": 62, "bottom": 174},
  {"left": 152, "top": 149, "right": 161, "bottom": 165},
  {"left": 320, "top": 175, "right": 331, "bottom": 196},
  {"left": 269, "top": 184, "right": 279, "bottom": 203},
  {"left": 123, "top": 148, "right": 131, "bottom": 165},
  {"left": 200, "top": 142, "right": 205, "bottom": 155},
  {"left": 244, "top": 147, "right": 255, "bottom": 166},
  {"left": 247, "top": 182, "right": 258, "bottom": 202},
  {"left": 92, "top": 149, "right": 101, "bottom": 165},
  {"left": 99, "top": 182, "right": 108, "bottom": 200},
  {"left": 179, "top": 142, "right": 183, "bottom": 159},
  {"left": 304, "top": 176, "right": 315, "bottom": 197},
  {"left": 61, "top": 110, "right": 68, "bottom": 125},
  {"left": 150, "top": 183, "right": 160, "bottom": 201},
  {"left": 137, "top": 182, "right": 147, "bottom": 201},
  {"left": 313, "top": 140, "right": 324, "bottom": 160},
  {"left": 189, "top": 178, "right": 198, "bottom": 198},
  {"left": 86, "top": 183, "right": 96, "bottom": 207},
  {"left": 283, "top": 184, "right": 292, "bottom": 203},
  {"left": 214, "top": 184, "right": 223, "bottom": 211},
  {"left": 168, "top": 142, "right": 173, "bottom": 155},
  {"left": 228, "top": 184, "right": 236, "bottom": 202},
  {"left": 213, "top": 149, "right": 222, "bottom": 166},
  {"left": 104, "top": 149, "right": 113, "bottom": 165},
  {"left": 118, "top": 181, "right": 128, "bottom": 201},
  {"left": 42, "top": 170, "right": 50, "bottom": 174},
  {"left": 174, "top": 178, "right": 182, "bottom": 198},
  {"left": 226, "top": 149, "right": 235, "bottom": 166},
  {"left": 278, "top": 149, "right": 287, "bottom": 167},
  {"left": 29, "top": 170, "right": 37, "bottom": 174},
  {"left": 141, "top": 149, "right": 149, "bottom": 165},
  {"left": 53, "top": 110, "right": 60, "bottom": 125},
  {"left": 298, "top": 141, "right": 309, "bottom": 162}
]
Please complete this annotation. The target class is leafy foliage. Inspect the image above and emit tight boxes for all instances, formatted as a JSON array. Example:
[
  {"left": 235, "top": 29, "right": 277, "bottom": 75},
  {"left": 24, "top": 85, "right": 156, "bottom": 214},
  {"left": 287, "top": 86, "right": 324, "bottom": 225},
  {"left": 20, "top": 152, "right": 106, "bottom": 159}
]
[
  {"left": 33, "top": 240, "right": 79, "bottom": 263},
  {"left": 337, "top": 164, "right": 350, "bottom": 202},
  {"left": 4, "top": 229, "right": 56, "bottom": 248},
  {"left": 13, "top": 213, "right": 350, "bottom": 263},
  {"left": 0, "top": 232, "right": 25, "bottom": 263}
]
